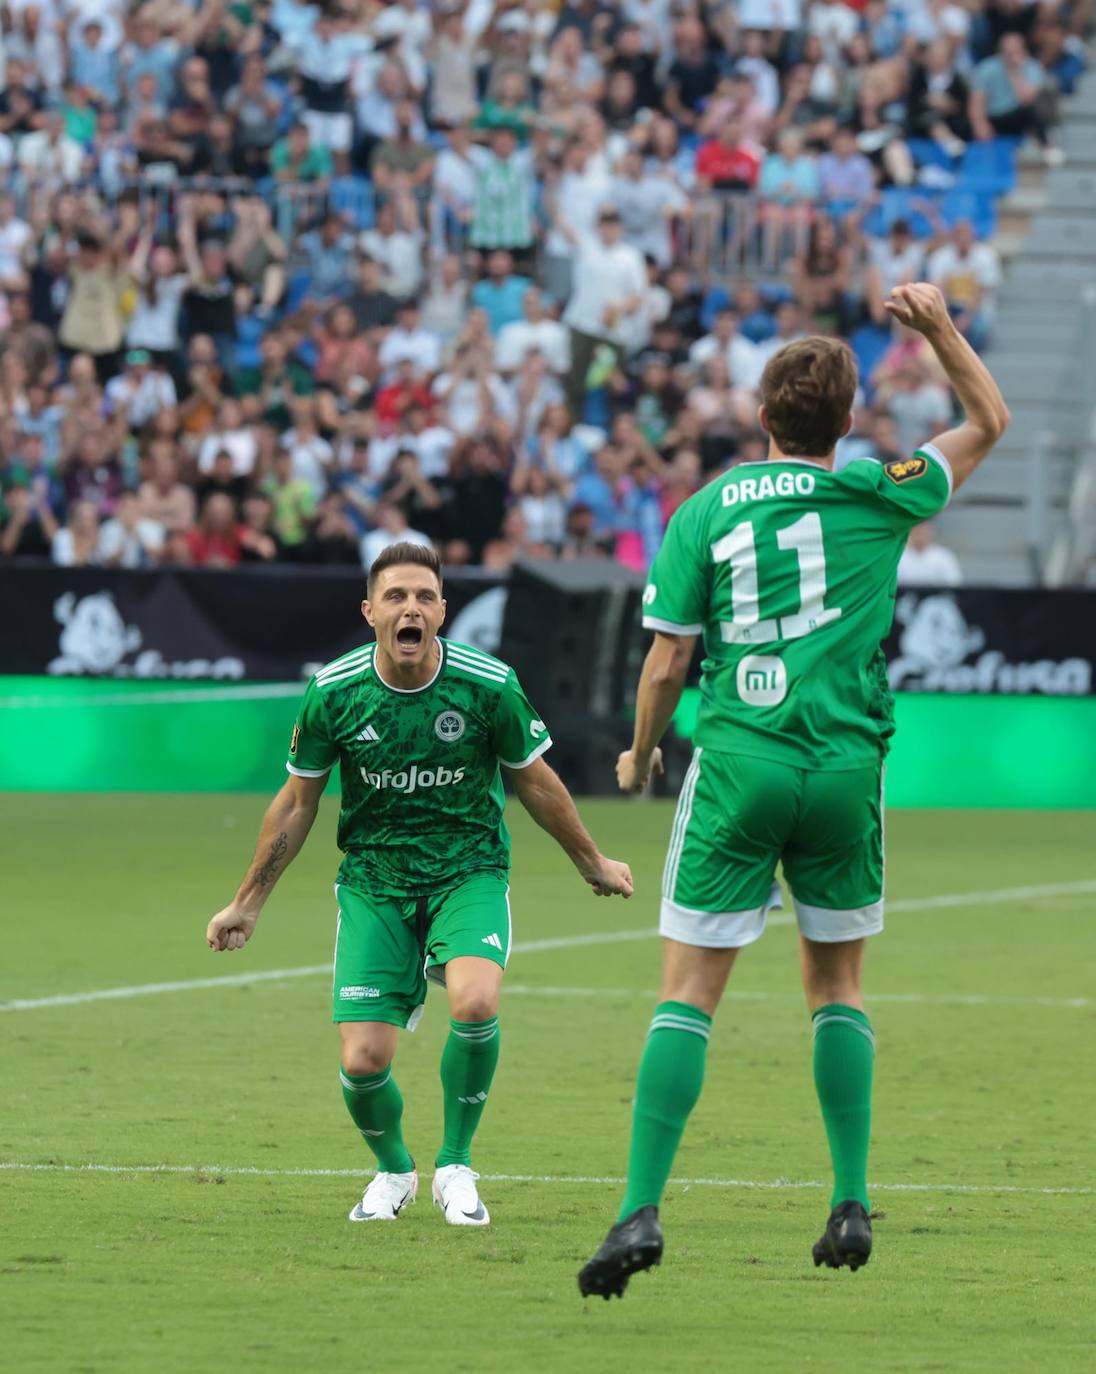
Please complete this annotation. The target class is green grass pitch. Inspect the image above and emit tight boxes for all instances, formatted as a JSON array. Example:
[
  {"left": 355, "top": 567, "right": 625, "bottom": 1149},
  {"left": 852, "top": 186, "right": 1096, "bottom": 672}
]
[{"left": 2, "top": 794, "right": 1095, "bottom": 1373}]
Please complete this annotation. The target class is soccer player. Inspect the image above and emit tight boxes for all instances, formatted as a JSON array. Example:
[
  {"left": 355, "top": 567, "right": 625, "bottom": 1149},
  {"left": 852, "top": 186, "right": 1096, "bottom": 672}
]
[
  {"left": 206, "top": 542, "right": 633, "bottom": 1227},
  {"left": 578, "top": 282, "right": 1009, "bottom": 1297}
]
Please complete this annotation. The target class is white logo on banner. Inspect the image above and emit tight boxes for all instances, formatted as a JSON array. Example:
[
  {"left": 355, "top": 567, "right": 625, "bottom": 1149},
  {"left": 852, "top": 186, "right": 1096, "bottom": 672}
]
[
  {"left": 49, "top": 592, "right": 244, "bottom": 679},
  {"left": 888, "top": 594, "right": 1090, "bottom": 694}
]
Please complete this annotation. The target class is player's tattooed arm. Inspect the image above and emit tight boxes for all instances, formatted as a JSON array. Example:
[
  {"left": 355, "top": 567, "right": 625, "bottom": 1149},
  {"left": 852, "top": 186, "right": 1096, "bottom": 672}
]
[
  {"left": 253, "top": 832, "right": 289, "bottom": 888},
  {"left": 206, "top": 774, "right": 326, "bottom": 951}
]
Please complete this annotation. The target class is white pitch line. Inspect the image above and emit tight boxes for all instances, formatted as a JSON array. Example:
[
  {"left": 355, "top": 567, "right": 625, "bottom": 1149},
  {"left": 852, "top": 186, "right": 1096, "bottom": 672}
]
[
  {"left": 2, "top": 878, "right": 1093, "bottom": 1015},
  {"left": 0, "top": 1161, "right": 1091, "bottom": 1197}
]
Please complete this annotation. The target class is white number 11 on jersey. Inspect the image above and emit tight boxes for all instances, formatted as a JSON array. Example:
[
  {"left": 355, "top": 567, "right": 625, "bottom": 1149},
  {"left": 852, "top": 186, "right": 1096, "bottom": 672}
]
[{"left": 711, "top": 512, "right": 842, "bottom": 645}]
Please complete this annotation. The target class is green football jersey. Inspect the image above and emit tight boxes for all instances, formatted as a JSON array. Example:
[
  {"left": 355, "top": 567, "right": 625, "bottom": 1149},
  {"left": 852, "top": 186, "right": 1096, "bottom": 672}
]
[
  {"left": 643, "top": 444, "right": 953, "bottom": 768},
  {"left": 287, "top": 637, "right": 552, "bottom": 896}
]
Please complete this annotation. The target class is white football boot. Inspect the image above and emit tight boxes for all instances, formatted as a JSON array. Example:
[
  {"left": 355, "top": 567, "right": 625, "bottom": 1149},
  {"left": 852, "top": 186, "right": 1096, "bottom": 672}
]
[
  {"left": 348, "top": 1167, "right": 418, "bottom": 1221},
  {"left": 432, "top": 1164, "right": 491, "bottom": 1227}
]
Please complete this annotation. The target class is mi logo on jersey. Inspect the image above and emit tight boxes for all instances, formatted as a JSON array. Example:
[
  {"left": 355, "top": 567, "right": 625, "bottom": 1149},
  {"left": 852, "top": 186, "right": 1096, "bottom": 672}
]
[
  {"left": 737, "top": 655, "right": 787, "bottom": 707},
  {"left": 435, "top": 710, "right": 465, "bottom": 742},
  {"left": 884, "top": 455, "right": 927, "bottom": 484},
  {"left": 357, "top": 724, "right": 380, "bottom": 743},
  {"left": 481, "top": 933, "right": 503, "bottom": 950},
  {"left": 289, "top": 723, "right": 300, "bottom": 756}
]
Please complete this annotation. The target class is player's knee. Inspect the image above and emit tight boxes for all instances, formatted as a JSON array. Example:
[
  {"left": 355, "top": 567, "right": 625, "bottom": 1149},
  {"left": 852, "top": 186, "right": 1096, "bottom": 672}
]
[
  {"left": 341, "top": 1041, "right": 393, "bottom": 1076},
  {"left": 449, "top": 990, "right": 498, "bottom": 1023}
]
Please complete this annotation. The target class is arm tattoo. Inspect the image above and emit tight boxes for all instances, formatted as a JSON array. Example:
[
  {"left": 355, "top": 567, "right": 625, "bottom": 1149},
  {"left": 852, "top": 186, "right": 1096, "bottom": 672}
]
[{"left": 254, "top": 832, "right": 289, "bottom": 888}]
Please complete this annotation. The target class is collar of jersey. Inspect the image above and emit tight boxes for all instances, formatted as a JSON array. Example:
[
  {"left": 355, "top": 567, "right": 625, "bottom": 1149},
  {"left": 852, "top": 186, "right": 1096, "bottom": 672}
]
[{"left": 372, "top": 638, "right": 445, "bottom": 695}]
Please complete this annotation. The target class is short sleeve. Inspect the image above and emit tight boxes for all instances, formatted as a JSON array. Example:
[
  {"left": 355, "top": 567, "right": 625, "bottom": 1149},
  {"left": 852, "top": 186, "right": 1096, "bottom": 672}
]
[
  {"left": 846, "top": 443, "right": 953, "bottom": 526},
  {"left": 642, "top": 503, "right": 707, "bottom": 635},
  {"left": 286, "top": 677, "right": 338, "bottom": 777},
  {"left": 493, "top": 671, "right": 553, "bottom": 769}
]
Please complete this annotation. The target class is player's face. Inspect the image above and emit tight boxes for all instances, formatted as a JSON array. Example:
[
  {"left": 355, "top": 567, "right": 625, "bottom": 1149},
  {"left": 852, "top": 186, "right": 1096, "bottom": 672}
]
[{"left": 363, "top": 565, "right": 446, "bottom": 667}]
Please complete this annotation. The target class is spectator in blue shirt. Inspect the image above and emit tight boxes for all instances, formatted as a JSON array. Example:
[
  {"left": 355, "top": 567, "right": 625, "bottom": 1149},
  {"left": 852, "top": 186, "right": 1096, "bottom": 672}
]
[
  {"left": 969, "top": 34, "right": 1055, "bottom": 154},
  {"left": 470, "top": 251, "right": 534, "bottom": 336},
  {"left": 70, "top": 21, "right": 120, "bottom": 108},
  {"left": 298, "top": 213, "right": 358, "bottom": 304}
]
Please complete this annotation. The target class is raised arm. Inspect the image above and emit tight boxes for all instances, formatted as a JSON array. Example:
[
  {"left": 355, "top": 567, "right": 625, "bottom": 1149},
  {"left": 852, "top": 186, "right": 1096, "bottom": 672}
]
[
  {"left": 884, "top": 281, "right": 1010, "bottom": 489},
  {"left": 507, "top": 756, "right": 633, "bottom": 898},
  {"left": 617, "top": 631, "right": 697, "bottom": 793},
  {"left": 206, "top": 771, "right": 327, "bottom": 950}
]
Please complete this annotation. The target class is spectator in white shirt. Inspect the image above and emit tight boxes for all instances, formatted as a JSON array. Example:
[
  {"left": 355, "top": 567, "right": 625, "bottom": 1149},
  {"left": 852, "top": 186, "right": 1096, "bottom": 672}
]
[
  {"left": 543, "top": 140, "right": 613, "bottom": 307},
  {"left": 0, "top": 194, "right": 31, "bottom": 283},
  {"left": 18, "top": 110, "right": 85, "bottom": 185},
  {"left": 688, "top": 307, "right": 760, "bottom": 388},
  {"left": 97, "top": 490, "right": 165, "bottom": 567},
  {"left": 897, "top": 522, "right": 963, "bottom": 586},
  {"left": 496, "top": 287, "right": 570, "bottom": 375},
  {"left": 926, "top": 219, "right": 1001, "bottom": 351},
  {"left": 867, "top": 219, "right": 926, "bottom": 324},
  {"left": 361, "top": 499, "right": 433, "bottom": 570},
  {"left": 562, "top": 206, "right": 648, "bottom": 414},
  {"left": 198, "top": 399, "right": 258, "bottom": 477},
  {"left": 359, "top": 199, "right": 424, "bottom": 301},
  {"left": 104, "top": 351, "right": 177, "bottom": 429},
  {"left": 282, "top": 399, "right": 334, "bottom": 496},
  {"left": 377, "top": 299, "right": 442, "bottom": 377}
]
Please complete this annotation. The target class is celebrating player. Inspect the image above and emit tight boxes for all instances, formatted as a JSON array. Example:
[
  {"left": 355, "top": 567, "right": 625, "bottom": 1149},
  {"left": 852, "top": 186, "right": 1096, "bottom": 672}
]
[
  {"left": 207, "top": 542, "right": 632, "bottom": 1228},
  {"left": 579, "top": 283, "right": 1009, "bottom": 1297}
]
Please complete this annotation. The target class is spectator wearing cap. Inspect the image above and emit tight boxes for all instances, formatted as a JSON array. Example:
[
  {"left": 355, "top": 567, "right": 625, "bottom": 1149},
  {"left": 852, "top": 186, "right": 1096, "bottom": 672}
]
[
  {"left": 471, "top": 251, "right": 533, "bottom": 336},
  {"left": 470, "top": 127, "right": 535, "bottom": 255},
  {"left": 561, "top": 206, "right": 647, "bottom": 417},
  {"left": 105, "top": 349, "right": 177, "bottom": 429}
]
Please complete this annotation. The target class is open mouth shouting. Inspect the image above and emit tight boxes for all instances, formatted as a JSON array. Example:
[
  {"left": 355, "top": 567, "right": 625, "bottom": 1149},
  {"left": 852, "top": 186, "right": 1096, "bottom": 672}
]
[{"left": 395, "top": 622, "right": 425, "bottom": 656}]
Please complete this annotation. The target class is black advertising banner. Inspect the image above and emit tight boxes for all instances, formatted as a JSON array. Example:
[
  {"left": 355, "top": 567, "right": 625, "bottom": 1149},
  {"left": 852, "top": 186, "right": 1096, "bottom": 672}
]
[
  {"left": 0, "top": 567, "right": 1093, "bottom": 694},
  {"left": 0, "top": 563, "right": 505, "bottom": 681},
  {"left": 880, "top": 588, "right": 1093, "bottom": 695}
]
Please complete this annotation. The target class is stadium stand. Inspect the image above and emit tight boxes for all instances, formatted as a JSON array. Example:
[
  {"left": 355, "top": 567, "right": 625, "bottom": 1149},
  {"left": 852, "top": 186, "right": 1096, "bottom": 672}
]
[{"left": 0, "top": 0, "right": 1091, "bottom": 583}]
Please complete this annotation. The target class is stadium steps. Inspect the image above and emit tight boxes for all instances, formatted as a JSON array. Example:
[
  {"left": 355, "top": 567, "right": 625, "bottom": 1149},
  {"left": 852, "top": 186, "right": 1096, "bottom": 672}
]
[{"left": 940, "top": 71, "right": 1096, "bottom": 584}]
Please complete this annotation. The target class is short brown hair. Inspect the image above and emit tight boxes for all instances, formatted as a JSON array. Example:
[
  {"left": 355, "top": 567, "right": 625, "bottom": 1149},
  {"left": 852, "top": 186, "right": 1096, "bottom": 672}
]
[
  {"left": 760, "top": 338, "right": 858, "bottom": 456},
  {"left": 367, "top": 541, "right": 442, "bottom": 595}
]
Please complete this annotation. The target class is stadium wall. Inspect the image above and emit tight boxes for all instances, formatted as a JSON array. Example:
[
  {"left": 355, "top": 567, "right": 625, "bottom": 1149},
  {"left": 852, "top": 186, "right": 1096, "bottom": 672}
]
[{"left": 2, "top": 675, "right": 1095, "bottom": 808}]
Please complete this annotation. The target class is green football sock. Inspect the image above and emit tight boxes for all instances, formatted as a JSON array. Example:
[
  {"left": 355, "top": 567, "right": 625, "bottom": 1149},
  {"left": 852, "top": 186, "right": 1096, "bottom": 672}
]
[
  {"left": 812, "top": 1003, "right": 875, "bottom": 1209},
  {"left": 436, "top": 1017, "right": 500, "bottom": 1168},
  {"left": 617, "top": 1001, "right": 712, "bottom": 1221},
  {"left": 340, "top": 1066, "right": 415, "bottom": 1175}
]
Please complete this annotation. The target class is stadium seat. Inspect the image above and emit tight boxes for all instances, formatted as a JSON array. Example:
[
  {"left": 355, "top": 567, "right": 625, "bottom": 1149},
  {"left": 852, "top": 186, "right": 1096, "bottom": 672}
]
[
  {"left": 234, "top": 315, "right": 268, "bottom": 370},
  {"left": 959, "top": 138, "right": 1019, "bottom": 194},
  {"left": 849, "top": 323, "right": 892, "bottom": 398},
  {"left": 329, "top": 176, "right": 375, "bottom": 230},
  {"left": 940, "top": 187, "right": 997, "bottom": 239},
  {"left": 700, "top": 285, "right": 730, "bottom": 330},
  {"left": 860, "top": 188, "right": 939, "bottom": 239},
  {"left": 907, "top": 138, "right": 958, "bottom": 172}
]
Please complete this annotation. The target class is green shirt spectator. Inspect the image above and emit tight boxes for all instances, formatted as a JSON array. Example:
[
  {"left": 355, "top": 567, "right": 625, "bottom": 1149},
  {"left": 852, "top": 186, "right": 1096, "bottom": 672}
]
[{"left": 271, "top": 124, "right": 333, "bottom": 183}]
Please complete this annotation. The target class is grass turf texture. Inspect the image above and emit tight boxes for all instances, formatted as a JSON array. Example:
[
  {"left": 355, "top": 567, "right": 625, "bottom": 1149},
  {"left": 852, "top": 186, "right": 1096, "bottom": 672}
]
[{"left": 2, "top": 795, "right": 1094, "bottom": 1373}]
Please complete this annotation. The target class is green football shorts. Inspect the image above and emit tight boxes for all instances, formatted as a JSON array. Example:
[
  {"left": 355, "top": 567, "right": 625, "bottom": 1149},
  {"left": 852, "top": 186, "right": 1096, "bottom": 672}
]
[
  {"left": 661, "top": 748, "right": 884, "bottom": 948},
  {"left": 332, "top": 871, "right": 512, "bottom": 1029}
]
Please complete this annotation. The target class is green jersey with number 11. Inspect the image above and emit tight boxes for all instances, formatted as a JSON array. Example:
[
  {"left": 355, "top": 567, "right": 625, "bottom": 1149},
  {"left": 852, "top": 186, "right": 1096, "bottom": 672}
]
[{"left": 643, "top": 444, "right": 953, "bottom": 768}]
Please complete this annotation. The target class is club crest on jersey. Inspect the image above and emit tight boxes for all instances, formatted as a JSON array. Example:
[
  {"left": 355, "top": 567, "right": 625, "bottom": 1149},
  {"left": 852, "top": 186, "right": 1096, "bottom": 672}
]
[
  {"left": 884, "top": 456, "right": 927, "bottom": 484},
  {"left": 435, "top": 710, "right": 465, "bottom": 742},
  {"left": 290, "top": 723, "right": 300, "bottom": 756}
]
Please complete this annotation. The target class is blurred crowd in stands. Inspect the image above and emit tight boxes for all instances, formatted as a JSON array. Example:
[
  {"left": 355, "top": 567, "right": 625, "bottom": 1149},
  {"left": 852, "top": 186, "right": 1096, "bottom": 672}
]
[{"left": 0, "top": 0, "right": 1088, "bottom": 574}]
